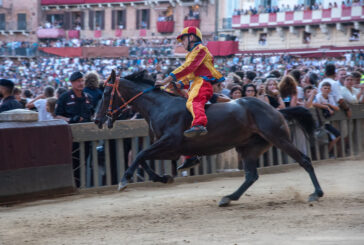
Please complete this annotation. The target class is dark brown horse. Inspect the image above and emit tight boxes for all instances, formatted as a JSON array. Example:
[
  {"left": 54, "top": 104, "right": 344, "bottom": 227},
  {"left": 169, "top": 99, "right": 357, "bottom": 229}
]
[{"left": 95, "top": 70, "right": 323, "bottom": 207}]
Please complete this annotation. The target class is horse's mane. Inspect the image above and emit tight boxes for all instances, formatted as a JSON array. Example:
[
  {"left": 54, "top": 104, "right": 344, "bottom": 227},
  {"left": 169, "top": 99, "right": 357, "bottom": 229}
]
[
  {"left": 124, "top": 70, "right": 155, "bottom": 86},
  {"left": 123, "top": 70, "right": 183, "bottom": 98}
]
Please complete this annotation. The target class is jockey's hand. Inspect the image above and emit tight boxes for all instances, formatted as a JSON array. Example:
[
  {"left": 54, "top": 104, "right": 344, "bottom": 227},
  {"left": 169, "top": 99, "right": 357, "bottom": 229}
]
[
  {"left": 155, "top": 75, "right": 174, "bottom": 87},
  {"left": 155, "top": 80, "right": 167, "bottom": 87}
]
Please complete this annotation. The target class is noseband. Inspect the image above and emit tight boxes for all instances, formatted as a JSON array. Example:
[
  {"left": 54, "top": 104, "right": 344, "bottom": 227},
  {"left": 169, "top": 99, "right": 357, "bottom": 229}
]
[{"left": 103, "top": 76, "right": 155, "bottom": 117}]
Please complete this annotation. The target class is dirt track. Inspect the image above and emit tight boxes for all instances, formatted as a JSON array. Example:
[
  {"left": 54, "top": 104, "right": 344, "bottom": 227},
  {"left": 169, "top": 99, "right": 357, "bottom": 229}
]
[{"left": 1, "top": 159, "right": 364, "bottom": 245}]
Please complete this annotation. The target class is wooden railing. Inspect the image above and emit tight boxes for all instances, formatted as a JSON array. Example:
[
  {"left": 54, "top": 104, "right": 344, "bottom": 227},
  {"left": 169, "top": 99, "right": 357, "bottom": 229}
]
[{"left": 70, "top": 105, "right": 364, "bottom": 188}]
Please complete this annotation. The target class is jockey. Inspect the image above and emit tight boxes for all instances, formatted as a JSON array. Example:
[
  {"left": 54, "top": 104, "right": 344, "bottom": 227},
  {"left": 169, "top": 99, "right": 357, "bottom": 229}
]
[{"left": 156, "top": 26, "right": 225, "bottom": 138}]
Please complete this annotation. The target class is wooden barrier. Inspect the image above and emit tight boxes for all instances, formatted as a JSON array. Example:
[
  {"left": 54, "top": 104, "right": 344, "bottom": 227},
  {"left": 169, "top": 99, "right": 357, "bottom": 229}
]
[
  {"left": 0, "top": 120, "right": 75, "bottom": 203},
  {"left": 70, "top": 105, "right": 364, "bottom": 189}
]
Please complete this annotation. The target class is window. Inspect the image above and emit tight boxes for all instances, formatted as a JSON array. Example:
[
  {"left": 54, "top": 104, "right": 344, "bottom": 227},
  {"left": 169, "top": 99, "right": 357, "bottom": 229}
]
[
  {"left": 349, "top": 28, "right": 359, "bottom": 41},
  {"left": 0, "top": 14, "right": 5, "bottom": 30},
  {"left": 17, "top": 13, "right": 26, "bottom": 30},
  {"left": 303, "top": 31, "right": 311, "bottom": 44},
  {"left": 157, "top": 6, "right": 174, "bottom": 22},
  {"left": 112, "top": 10, "right": 126, "bottom": 29},
  {"left": 259, "top": 33, "right": 267, "bottom": 46},
  {"left": 46, "top": 14, "right": 64, "bottom": 28},
  {"left": 95, "top": 11, "right": 105, "bottom": 30},
  {"left": 136, "top": 9, "right": 150, "bottom": 29},
  {"left": 71, "top": 12, "right": 84, "bottom": 30},
  {"left": 222, "top": 18, "right": 232, "bottom": 29}
]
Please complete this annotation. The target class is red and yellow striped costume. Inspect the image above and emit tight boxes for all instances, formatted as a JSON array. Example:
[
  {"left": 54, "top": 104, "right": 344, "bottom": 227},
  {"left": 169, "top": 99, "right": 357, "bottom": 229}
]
[{"left": 170, "top": 43, "right": 225, "bottom": 127}]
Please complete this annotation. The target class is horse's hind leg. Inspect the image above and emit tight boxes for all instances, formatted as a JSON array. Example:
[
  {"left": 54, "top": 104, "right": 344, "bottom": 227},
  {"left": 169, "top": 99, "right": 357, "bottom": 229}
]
[
  {"left": 219, "top": 136, "right": 271, "bottom": 207},
  {"left": 263, "top": 130, "right": 324, "bottom": 202}
]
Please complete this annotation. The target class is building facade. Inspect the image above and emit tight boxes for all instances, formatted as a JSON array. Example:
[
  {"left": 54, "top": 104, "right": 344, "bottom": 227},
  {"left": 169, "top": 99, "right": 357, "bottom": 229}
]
[
  {"left": 0, "top": 0, "right": 217, "bottom": 42},
  {"left": 218, "top": 0, "right": 364, "bottom": 54}
]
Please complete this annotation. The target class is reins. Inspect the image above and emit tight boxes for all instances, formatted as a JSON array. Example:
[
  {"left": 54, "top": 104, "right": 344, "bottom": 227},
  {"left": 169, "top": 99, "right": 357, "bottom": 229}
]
[{"left": 104, "top": 76, "right": 155, "bottom": 117}]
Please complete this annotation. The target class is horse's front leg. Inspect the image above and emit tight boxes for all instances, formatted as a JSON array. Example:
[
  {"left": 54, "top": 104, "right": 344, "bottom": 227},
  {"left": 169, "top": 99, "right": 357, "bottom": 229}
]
[{"left": 118, "top": 137, "right": 177, "bottom": 191}]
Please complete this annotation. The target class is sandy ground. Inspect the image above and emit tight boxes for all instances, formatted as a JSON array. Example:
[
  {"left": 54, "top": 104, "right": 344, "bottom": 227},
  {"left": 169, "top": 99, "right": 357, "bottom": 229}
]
[{"left": 1, "top": 159, "right": 364, "bottom": 245}]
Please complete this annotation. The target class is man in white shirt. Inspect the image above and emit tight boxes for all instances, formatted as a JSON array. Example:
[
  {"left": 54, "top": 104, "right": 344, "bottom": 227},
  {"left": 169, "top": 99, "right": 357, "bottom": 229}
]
[{"left": 318, "top": 64, "right": 343, "bottom": 103}]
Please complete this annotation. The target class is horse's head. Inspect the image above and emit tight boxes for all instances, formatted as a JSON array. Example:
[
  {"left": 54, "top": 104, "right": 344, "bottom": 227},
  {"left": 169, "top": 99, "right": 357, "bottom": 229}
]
[
  {"left": 95, "top": 69, "right": 120, "bottom": 129},
  {"left": 95, "top": 69, "right": 157, "bottom": 129}
]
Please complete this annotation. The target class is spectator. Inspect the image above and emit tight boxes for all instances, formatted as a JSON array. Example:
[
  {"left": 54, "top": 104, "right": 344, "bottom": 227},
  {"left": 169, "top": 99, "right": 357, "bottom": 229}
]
[
  {"left": 55, "top": 71, "right": 94, "bottom": 124},
  {"left": 230, "top": 86, "right": 243, "bottom": 99},
  {"left": 56, "top": 87, "right": 68, "bottom": 99},
  {"left": 265, "top": 78, "right": 285, "bottom": 109},
  {"left": 256, "top": 82, "right": 270, "bottom": 103},
  {"left": 46, "top": 97, "right": 57, "bottom": 119},
  {"left": 351, "top": 71, "right": 362, "bottom": 88},
  {"left": 244, "top": 71, "right": 257, "bottom": 85},
  {"left": 22, "top": 89, "right": 33, "bottom": 103},
  {"left": 318, "top": 64, "right": 346, "bottom": 110},
  {"left": 13, "top": 87, "right": 26, "bottom": 108},
  {"left": 313, "top": 81, "right": 341, "bottom": 154},
  {"left": 242, "top": 83, "right": 257, "bottom": 97},
  {"left": 336, "top": 68, "right": 347, "bottom": 86},
  {"left": 26, "top": 86, "right": 55, "bottom": 121},
  {"left": 84, "top": 71, "right": 103, "bottom": 108},
  {"left": 0, "top": 79, "right": 22, "bottom": 113},
  {"left": 341, "top": 73, "right": 363, "bottom": 104},
  {"left": 278, "top": 75, "right": 298, "bottom": 107},
  {"left": 303, "top": 85, "right": 318, "bottom": 108}
]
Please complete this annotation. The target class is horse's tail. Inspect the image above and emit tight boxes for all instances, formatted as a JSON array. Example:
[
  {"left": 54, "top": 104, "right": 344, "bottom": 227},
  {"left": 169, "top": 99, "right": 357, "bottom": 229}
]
[{"left": 279, "top": 106, "right": 316, "bottom": 137}]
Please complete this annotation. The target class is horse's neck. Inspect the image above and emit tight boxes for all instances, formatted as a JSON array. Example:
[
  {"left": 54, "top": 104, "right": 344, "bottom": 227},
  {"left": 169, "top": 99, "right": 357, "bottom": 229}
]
[{"left": 121, "top": 87, "right": 186, "bottom": 132}]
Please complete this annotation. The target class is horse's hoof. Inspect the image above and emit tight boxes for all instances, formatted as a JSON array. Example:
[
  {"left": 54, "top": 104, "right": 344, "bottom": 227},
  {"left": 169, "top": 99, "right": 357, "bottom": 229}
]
[
  {"left": 162, "top": 175, "right": 174, "bottom": 184},
  {"left": 308, "top": 193, "right": 320, "bottom": 202},
  {"left": 218, "top": 196, "right": 231, "bottom": 207},
  {"left": 118, "top": 179, "right": 129, "bottom": 192}
]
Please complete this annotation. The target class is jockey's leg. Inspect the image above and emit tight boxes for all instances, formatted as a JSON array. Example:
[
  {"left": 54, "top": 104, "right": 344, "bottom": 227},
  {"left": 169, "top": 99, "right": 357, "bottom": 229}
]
[{"left": 184, "top": 79, "right": 213, "bottom": 138}]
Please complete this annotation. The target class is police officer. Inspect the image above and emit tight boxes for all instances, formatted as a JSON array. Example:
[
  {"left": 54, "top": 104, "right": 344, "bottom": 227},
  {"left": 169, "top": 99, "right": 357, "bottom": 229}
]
[
  {"left": 0, "top": 79, "right": 22, "bottom": 113},
  {"left": 55, "top": 71, "right": 94, "bottom": 123}
]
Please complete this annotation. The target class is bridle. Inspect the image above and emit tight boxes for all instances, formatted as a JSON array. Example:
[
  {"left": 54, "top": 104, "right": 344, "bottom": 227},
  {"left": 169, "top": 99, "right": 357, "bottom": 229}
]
[{"left": 103, "top": 76, "right": 155, "bottom": 118}]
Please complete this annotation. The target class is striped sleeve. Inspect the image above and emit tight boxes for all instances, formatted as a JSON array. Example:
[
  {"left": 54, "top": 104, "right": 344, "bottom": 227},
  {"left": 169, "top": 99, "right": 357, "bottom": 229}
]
[{"left": 171, "top": 47, "right": 207, "bottom": 81}]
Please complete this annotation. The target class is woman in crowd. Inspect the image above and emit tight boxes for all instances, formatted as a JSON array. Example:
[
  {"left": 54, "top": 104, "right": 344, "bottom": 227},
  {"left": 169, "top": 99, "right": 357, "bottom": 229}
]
[
  {"left": 278, "top": 75, "right": 298, "bottom": 107},
  {"left": 341, "top": 73, "right": 364, "bottom": 104},
  {"left": 265, "top": 78, "right": 285, "bottom": 109},
  {"left": 242, "top": 83, "right": 257, "bottom": 97},
  {"left": 230, "top": 86, "right": 243, "bottom": 100}
]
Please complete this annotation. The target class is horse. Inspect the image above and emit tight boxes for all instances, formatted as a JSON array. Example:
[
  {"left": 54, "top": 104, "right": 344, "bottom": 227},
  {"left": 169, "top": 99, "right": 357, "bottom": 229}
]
[{"left": 95, "top": 70, "right": 324, "bottom": 207}]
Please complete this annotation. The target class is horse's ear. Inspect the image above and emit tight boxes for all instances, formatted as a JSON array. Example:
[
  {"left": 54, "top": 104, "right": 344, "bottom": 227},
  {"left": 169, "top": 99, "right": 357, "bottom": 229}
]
[{"left": 110, "top": 69, "right": 116, "bottom": 84}]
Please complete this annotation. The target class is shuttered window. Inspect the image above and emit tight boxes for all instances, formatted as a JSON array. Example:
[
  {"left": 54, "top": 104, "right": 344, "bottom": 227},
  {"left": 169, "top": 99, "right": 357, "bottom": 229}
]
[
  {"left": 17, "top": 13, "right": 26, "bottom": 30},
  {"left": 0, "top": 14, "right": 5, "bottom": 30},
  {"left": 136, "top": 9, "right": 150, "bottom": 29},
  {"left": 112, "top": 10, "right": 126, "bottom": 30}
]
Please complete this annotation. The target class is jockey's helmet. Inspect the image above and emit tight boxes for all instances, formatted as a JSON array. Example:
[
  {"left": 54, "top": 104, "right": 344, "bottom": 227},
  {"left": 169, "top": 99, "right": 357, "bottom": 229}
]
[{"left": 176, "top": 26, "right": 203, "bottom": 43}]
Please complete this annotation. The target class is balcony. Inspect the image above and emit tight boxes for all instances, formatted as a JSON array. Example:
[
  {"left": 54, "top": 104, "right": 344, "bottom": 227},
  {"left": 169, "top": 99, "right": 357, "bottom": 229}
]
[
  {"left": 157, "top": 21, "right": 174, "bottom": 33},
  {"left": 36, "top": 28, "right": 66, "bottom": 39},
  {"left": 232, "top": 6, "right": 364, "bottom": 29},
  {"left": 184, "top": 19, "right": 200, "bottom": 28}
]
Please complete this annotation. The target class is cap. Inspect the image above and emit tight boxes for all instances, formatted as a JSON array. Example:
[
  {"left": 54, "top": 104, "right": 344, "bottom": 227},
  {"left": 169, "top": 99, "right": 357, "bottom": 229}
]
[
  {"left": 69, "top": 71, "right": 83, "bottom": 82},
  {"left": 0, "top": 79, "right": 15, "bottom": 90}
]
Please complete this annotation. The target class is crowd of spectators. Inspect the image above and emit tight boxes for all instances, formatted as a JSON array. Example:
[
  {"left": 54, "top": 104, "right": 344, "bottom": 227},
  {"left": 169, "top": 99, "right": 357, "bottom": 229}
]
[{"left": 233, "top": 0, "right": 364, "bottom": 16}]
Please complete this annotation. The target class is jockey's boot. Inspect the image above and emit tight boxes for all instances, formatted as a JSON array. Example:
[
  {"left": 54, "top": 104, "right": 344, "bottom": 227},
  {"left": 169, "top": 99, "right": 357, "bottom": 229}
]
[
  {"left": 177, "top": 156, "right": 200, "bottom": 171},
  {"left": 183, "top": 125, "right": 208, "bottom": 138}
]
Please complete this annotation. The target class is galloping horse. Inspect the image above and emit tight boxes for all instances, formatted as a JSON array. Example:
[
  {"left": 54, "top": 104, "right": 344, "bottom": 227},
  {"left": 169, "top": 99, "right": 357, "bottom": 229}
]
[{"left": 95, "top": 70, "right": 324, "bottom": 207}]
